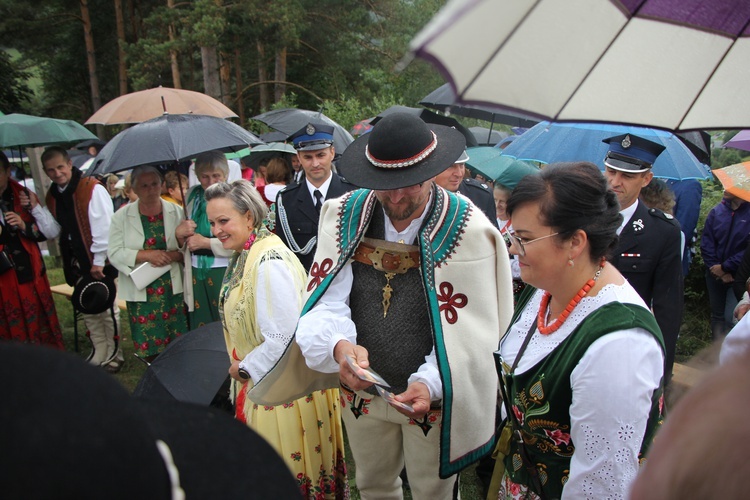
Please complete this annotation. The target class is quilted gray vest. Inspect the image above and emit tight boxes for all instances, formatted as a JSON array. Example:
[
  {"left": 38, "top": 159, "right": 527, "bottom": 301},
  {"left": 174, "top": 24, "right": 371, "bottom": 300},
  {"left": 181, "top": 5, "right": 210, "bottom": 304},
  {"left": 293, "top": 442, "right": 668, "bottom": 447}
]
[{"left": 349, "top": 206, "right": 433, "bottom": 395}]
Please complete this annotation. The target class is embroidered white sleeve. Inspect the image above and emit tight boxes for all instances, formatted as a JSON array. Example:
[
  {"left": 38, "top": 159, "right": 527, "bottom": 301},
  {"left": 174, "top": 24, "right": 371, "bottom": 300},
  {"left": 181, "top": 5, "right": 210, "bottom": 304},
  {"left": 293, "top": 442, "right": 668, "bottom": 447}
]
[
  {"left": 240, "top": 259, "right": 303, "bottom": 383},
  {"left": 563, "top": 330, "right": 662, "bottom": 499}
]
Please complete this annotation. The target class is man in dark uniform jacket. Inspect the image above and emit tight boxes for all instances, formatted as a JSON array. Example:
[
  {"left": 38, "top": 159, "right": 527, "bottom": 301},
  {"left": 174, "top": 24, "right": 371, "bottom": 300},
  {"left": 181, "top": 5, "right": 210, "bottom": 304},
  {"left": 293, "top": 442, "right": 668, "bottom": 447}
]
[
  {"left": 604, "top": 133, "right": 683, "bottom": 381},
  {"left": 434, "top": 150, "right": 499, "bottom": 228},
  {"left": 275, "top": 123, "right": 355, "bottom": 271}
]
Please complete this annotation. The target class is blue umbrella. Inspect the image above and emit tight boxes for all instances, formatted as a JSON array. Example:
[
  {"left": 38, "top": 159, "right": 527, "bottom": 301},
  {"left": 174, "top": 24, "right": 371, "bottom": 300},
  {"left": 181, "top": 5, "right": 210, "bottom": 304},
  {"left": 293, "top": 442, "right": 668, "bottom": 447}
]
[{"left": 502, "top": 122, "right": 713, "bottom": 181}]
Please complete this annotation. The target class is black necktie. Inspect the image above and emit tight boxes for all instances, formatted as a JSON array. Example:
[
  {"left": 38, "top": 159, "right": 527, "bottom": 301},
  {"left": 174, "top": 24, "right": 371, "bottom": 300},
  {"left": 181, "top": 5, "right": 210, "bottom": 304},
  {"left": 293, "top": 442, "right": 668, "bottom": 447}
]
[{"left": 314, "top": 190, "right": 323, "bottom": 214}]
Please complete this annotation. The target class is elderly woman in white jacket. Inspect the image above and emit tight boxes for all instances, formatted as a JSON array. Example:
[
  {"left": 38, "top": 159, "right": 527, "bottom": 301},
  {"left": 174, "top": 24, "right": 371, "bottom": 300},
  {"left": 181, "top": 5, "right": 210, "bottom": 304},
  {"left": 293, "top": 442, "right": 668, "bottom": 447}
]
[{"left": 108, "top": 166, "right": 188, "bottom": 362}]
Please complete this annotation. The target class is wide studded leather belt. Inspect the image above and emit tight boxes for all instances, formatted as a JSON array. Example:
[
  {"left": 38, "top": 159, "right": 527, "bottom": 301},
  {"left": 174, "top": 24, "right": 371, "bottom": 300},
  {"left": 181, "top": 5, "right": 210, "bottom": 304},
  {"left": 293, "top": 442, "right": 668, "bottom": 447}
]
[{"left": 351, "top": 238, "right": 420, "bottom": 274}]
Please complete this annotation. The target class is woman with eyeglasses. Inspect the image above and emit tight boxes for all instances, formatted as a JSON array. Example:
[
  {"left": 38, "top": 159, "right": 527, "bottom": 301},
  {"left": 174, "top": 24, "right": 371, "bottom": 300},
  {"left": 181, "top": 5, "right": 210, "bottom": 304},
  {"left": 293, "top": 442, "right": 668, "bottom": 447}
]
[{"left": 490, "top": 162, "right": 665, "bottom": 499}]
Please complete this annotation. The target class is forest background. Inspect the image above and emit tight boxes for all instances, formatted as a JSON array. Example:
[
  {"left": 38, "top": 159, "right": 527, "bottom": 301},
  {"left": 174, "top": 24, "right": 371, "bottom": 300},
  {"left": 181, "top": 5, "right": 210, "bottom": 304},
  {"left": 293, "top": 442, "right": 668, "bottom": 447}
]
[{"left": 0, "top": 0, "right": 448, "bottom": 134}]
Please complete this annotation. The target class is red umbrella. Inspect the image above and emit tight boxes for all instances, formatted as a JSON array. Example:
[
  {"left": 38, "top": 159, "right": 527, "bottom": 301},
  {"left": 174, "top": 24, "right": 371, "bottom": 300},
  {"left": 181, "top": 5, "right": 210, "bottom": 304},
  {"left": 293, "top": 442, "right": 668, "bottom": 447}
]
[{"left": 350, "top": 118, "right": 374, "bottom": 136}]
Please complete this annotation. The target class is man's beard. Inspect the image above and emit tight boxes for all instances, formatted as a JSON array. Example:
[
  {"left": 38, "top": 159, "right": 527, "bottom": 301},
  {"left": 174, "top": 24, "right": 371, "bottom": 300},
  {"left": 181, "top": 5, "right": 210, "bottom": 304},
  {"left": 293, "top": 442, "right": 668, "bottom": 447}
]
[{"left": 381, "top": 197, "right": 424, "bottom": 222}]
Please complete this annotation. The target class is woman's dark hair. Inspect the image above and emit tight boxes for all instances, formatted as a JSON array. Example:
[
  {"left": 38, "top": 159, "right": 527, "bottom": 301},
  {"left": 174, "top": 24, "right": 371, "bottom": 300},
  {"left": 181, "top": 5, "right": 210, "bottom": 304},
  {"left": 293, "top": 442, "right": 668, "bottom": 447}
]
[
  {"left": 0, "top": 151, "right": 9, "bottom": 171},
  {"left": 507, "top": 161, "right": 622, "bottom": 261}
]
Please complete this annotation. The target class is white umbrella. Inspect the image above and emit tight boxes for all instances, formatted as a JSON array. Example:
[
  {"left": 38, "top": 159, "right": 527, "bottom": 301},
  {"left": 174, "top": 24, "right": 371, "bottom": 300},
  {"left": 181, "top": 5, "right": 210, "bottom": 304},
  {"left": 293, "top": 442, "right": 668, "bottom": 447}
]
[{"left": 407, "top": 0, "right": 750, "bottom": 131}]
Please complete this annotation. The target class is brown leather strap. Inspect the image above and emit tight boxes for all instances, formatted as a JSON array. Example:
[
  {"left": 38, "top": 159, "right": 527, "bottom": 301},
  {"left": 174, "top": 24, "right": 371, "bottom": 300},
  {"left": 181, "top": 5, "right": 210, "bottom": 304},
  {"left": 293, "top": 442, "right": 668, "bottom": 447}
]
[{"left": 352, "top": 238, "right": 420, "bottom": 274}]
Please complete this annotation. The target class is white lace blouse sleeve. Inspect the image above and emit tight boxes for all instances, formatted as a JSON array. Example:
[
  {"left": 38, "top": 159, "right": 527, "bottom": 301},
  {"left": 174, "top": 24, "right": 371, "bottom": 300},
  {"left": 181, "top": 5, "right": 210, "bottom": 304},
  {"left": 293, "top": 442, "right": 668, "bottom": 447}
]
[
  {"left": 295, "top": 263, "right": 357, "bottom": 374},
  {"left": 563, "top": 329, "right": 663, "bottom": 499},
  {"left": 239, "top": 258, "right": 303, "bottom": 384}
]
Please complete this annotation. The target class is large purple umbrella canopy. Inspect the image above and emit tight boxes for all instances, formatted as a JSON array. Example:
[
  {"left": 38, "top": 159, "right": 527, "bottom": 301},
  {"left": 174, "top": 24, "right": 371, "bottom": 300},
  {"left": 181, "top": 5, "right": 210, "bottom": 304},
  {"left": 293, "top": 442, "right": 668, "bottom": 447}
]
[{"left": 408, "top": 0, "right": 750, "bottom": 131}]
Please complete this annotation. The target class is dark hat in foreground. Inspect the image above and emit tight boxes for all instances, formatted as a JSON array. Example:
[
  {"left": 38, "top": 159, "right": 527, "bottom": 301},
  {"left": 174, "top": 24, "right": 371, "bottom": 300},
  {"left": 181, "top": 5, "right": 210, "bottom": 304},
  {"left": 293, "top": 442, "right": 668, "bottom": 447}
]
[
  {"left": 603, "top": 133, "right": 666, "bottom": 173},
  {"left": 0, "top": 342, "right": 299, "bottom": 499},
  {"left": 338, "top": 112, "right": 466, "bottom": 190},
  {"left": 72, "top": 272, "right": 117, "bottom": 314},
  {"left": 289, "top": 123, "right": 335, "bottom": 151}
]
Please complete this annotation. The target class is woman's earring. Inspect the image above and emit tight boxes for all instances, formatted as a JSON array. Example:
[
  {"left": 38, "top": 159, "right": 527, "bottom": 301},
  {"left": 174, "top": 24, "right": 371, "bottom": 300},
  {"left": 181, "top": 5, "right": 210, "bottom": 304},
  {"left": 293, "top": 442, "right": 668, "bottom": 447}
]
[{"left": 567, "top": 258, "right": 574, "bottom": 267}]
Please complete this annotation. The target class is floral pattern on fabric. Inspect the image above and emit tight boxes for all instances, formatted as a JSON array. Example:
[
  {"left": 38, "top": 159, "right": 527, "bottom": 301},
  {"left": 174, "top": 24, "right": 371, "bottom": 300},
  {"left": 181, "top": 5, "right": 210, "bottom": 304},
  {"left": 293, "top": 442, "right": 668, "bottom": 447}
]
[
  {"left": 307, "top": 258, "right": 333, "bottom": 291},
  {"left": 128, "top": 213, "right": 187, "bottom": 357},
  {"left": 436, "top": 281, "right": 467, "bottom": 324},
  {"left": 297, "top": 450, "right": 350, "bottom": 500}
]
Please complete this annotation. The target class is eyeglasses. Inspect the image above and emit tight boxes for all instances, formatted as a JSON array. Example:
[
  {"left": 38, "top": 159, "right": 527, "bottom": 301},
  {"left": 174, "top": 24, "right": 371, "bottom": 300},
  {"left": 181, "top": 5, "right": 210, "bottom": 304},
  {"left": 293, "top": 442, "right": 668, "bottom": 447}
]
[{"left": 502, "top": 230, "right": 559, "bottom": 257}]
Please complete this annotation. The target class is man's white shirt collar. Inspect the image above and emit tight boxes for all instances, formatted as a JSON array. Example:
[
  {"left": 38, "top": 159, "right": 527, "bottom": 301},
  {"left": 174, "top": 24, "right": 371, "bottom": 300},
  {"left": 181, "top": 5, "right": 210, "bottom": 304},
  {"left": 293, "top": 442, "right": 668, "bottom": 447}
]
[
  {"left": 617, "top": 199, "right": 639, "bottom": 235},
  {"left": 306, "top": 173, "right": 332, "bottom": 201}
]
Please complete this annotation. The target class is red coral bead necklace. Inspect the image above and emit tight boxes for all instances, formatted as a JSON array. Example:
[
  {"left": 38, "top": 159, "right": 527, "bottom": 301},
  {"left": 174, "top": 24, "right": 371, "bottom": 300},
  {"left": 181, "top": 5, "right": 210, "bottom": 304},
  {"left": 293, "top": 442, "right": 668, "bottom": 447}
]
[{"left": 537, "top": 262, "right": 605, "bottom": 335}]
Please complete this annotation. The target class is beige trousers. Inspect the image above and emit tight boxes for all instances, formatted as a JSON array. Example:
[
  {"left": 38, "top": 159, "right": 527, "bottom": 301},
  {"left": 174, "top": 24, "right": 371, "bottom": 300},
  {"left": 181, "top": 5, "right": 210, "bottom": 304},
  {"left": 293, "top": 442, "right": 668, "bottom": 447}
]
[{"left": 340, "top": 386, "right": 458, "bottom": 500}]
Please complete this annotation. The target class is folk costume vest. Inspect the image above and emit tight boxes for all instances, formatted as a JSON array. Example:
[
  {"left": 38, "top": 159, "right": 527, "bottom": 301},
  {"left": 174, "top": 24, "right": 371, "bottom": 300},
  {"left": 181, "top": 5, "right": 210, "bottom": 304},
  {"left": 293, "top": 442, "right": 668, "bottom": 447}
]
[{"left": 500, "top": 286, "right": 665, "bottom": 499}]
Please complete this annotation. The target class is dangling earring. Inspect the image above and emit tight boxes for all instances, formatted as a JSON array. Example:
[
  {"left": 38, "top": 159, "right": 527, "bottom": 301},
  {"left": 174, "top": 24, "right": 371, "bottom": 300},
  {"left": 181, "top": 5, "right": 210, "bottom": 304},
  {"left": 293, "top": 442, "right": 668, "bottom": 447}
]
[{"left": 567, "top": 257, "right": 574, "bottom": 267}]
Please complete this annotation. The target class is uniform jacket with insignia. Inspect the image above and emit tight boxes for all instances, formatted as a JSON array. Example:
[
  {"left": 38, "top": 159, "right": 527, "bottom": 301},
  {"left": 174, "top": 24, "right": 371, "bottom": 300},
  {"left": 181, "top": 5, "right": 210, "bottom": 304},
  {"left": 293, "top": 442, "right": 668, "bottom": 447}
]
[
  {"left": 275, "top": 172, "right": 355, "bottom": 271},
  {"left": 610, "top": 201, "right": 683, "bottom": 377}
]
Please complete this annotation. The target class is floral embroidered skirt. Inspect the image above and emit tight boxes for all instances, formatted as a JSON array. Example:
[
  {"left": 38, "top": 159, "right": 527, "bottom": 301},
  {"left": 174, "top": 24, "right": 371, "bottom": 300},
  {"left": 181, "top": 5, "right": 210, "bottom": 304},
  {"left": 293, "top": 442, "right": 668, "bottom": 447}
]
[
  {"left": 235, "top": 384, "right": 349, "bottom": 499},
  {"left": 128, "top": 274, "right": 187, "bottom": 357}
]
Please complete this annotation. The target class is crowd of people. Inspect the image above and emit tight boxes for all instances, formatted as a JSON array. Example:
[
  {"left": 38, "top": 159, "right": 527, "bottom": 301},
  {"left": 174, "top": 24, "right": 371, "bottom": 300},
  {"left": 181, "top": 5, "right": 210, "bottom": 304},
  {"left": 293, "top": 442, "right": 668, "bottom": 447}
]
[{"left": 2, "top": 110, "right": 746, "bottom": 499}]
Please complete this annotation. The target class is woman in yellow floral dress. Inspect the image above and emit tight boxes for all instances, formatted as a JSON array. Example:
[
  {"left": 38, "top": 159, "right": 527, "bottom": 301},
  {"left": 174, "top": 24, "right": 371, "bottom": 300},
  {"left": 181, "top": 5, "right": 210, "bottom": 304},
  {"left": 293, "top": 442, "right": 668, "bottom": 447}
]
[{"left": 205, "top": 180, "right": 348, "bottom": 499}]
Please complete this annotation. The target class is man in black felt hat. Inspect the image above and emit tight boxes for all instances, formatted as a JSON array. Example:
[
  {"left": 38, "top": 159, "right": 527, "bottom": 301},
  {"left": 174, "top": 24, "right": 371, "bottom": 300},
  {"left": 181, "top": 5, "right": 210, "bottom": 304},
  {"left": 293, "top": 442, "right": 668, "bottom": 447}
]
[
  {"left": 603, "top": 133, "right": 683, "bottom": 382},
  {"left": 271, "top": 112, "right": 514, "bottom": 497},
  {"left": 275, "top": 123, "right": 355, "bottom": 271}
]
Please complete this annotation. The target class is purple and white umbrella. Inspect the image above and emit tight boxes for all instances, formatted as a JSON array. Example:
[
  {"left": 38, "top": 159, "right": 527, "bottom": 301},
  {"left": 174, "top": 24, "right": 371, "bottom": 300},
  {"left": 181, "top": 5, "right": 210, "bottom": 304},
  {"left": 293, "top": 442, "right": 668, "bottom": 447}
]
[
  {"left": 725, "top": 129, "right": 750, "bottom": 152},
  {"left": 407, "top": 0, "right": 750, "bottom": 131}
]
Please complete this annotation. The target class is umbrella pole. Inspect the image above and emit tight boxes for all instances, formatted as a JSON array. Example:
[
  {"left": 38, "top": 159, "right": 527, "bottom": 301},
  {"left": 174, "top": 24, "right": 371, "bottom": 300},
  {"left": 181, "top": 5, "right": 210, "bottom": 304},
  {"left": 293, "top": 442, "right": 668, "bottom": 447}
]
[
  {"left": 488, "top": 117, "right": 496, "bottom": 145},
  {"left": 175, "top": 161, "right": 188, "bottom": 219},
  {"left": 16, "top": 146, "right": 31, "bottom": 209}
]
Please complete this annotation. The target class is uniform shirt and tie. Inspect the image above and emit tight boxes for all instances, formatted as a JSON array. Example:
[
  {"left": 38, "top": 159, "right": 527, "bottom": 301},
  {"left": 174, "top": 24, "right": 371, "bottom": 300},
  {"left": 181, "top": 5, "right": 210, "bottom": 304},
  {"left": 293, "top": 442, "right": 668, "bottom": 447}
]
[{"left": 308, "top": 177, "right": 331, "bottom": 214}]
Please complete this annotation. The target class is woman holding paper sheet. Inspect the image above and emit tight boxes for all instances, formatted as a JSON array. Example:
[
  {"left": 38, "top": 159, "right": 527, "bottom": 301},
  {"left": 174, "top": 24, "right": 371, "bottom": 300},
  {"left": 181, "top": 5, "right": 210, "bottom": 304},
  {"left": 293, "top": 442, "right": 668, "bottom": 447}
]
[{"left": 108, "top": 166, "right": 187, "bottom": 362}]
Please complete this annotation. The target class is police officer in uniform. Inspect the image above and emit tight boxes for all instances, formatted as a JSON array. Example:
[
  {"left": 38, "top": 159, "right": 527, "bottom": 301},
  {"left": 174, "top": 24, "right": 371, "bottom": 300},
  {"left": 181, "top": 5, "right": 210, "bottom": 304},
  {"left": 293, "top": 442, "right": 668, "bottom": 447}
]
[
  {"left": 434, "top": 150, "right": 499, "bottom": 228},
  {"left": 604, "top": 133, "right": 683, "bottom": 381},
  {"left": 275, "top": 123, "right": 355, "bottom": 271}
]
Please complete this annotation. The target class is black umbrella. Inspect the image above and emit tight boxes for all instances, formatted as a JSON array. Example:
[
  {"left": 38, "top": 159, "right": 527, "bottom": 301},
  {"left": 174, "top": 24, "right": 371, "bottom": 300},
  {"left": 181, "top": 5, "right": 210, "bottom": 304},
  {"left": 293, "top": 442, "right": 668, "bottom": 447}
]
[
  {"left": 420, "top": 83, "right": 539, "bottom": 128},
  {"left": 75, "top": 138, "right": 107, "bottom": 151},
  {"left": 88, "top": 114, "right": 263, "bottom": 176},
  {"left": 260, "top": 130, "right": 288, "bottom": 142},
  {"left": 370, "top": 105, "right": 479, "bottom": 147},
  {"left": 251, "top": 108, "right": 354, "bottom": 153},
  {"left": 676, "top": 130, "right": 712, "bottom": 165},
  {"left": 133, "top": 321, "right": 230, "bottom": 406}
]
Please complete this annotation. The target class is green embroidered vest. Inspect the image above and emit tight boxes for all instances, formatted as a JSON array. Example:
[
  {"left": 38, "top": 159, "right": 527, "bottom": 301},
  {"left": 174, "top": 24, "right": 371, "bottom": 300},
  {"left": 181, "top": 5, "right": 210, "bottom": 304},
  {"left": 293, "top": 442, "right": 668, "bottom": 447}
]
[{"left": 500, "top": 287, "right": 665, "bottom": 498}]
